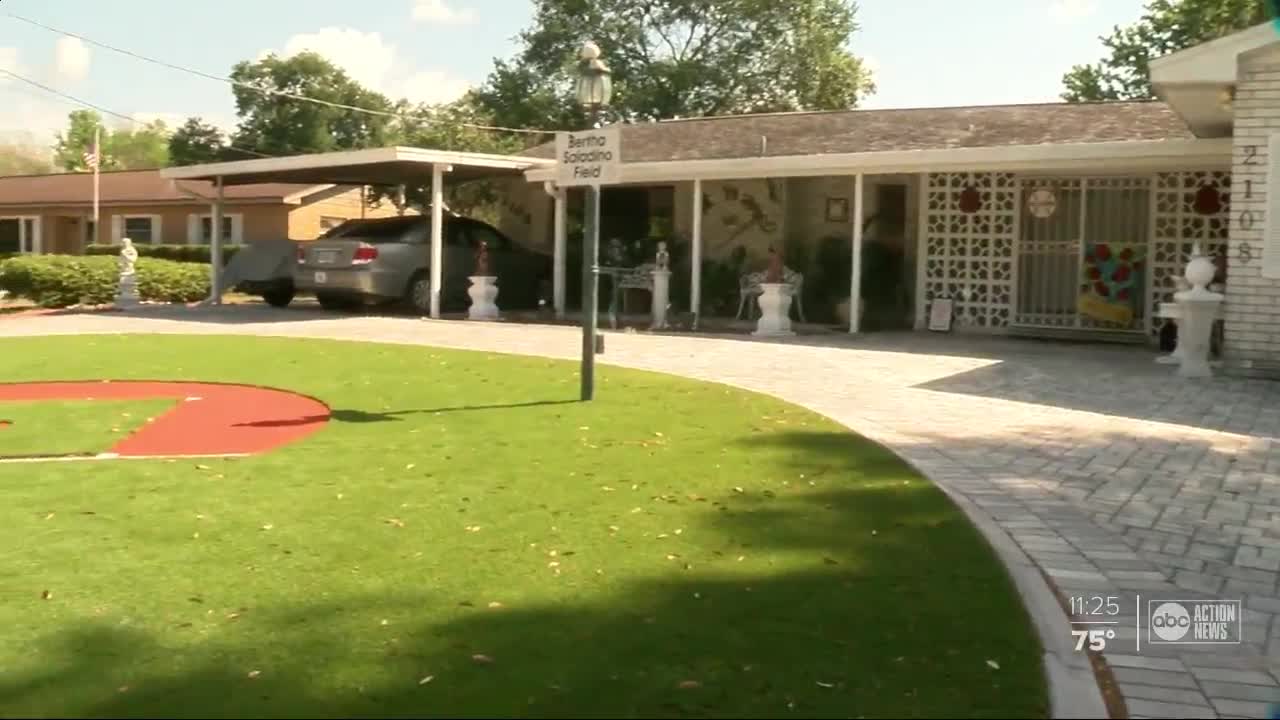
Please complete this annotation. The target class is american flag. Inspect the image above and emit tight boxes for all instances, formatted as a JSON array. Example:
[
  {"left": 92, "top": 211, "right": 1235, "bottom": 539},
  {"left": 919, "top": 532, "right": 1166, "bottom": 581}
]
[{"left": 82, "top": 141, "right": 99, "bottom": 170}]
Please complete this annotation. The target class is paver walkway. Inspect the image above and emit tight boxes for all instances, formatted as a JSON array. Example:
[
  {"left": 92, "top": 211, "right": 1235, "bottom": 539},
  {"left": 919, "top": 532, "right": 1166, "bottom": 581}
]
[{"left": 5, "top": 304, "right": 1280, "bottom": 717}]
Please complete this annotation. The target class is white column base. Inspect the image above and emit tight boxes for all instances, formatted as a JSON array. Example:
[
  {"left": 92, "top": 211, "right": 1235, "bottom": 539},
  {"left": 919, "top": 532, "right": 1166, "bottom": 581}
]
[
  {"left": 753, "top": 283, "right": 795, "bottom": 337},
  {"left": 467, "top": 275, "right": 500, "bottom": 321},
  {"left": 650, "top": 269, "right": 671, "bottom": 330}
]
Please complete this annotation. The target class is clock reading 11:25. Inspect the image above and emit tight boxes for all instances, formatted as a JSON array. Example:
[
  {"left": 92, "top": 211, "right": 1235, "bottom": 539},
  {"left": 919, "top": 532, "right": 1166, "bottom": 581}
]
[{"left": 1070, "top": 595, "right": 1121, "bottom": 617}]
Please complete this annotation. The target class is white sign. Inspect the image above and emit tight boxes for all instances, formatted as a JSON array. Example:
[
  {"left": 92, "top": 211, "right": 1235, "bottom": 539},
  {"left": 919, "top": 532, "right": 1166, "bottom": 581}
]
[
  {"left": 1027, "top": 188, "right": 1057, "bottom": 219},
  {"left": 928, "top": 298, "right": 954, "bottom": 332},
  {"left": 556, "top": 128, "right": 621, "bottom": 187}
]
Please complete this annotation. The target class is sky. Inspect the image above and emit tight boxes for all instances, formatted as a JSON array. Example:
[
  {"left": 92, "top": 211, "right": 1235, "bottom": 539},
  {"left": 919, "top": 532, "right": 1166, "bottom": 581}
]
[{"left": 0, "top": 0, "right": 1151, "bottom": 152}]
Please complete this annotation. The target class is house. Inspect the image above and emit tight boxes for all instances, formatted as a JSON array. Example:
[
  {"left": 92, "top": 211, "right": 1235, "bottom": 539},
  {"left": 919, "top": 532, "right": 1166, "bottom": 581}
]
[
  {"left": 159, "top": 20, "right": 1280, "bottom": 375},
  {"left": 0, "top": 168, "right": 400, "bottom": 255}
]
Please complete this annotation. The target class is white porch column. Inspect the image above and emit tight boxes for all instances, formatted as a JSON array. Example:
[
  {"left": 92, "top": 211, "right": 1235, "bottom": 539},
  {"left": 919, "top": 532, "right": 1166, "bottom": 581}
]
[
  {"left": 691, "top": 178, "right": 703, "bottom": 327},
  {"left": 429, "top": 164, "right": 447, "bottom": 319},
  {"left": 544, "top": 181, "right": 568, "bottom": 318},
  {"left": 211, "top": 175, "right": 225, "bottom": 304},
  {"left": 849, "top": 174, "right": 864, "bottom": 333}
]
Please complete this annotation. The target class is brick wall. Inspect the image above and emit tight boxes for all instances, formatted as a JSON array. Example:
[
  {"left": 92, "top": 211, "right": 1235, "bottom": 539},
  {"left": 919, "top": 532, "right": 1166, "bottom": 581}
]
[{"left": 1224, "top": 46, "right": 1280, "bottom": 373}]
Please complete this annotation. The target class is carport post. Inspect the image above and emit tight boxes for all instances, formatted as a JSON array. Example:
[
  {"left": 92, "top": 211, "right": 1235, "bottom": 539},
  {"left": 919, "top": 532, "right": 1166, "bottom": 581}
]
[
  {"left": 544, "top": 181, "right": 568, "bottom": 318},
  {"left": 849, "top": 173, "right": 864, "bottom": 334},
  {"left": 690, "top": 178, "right": 703, "bottom": 329},
  {"left": 429, "top": 163, "right": 446, "bottom": 319},
  {"left": 211, "top": 175, "right": 225, "bottom": 304}
]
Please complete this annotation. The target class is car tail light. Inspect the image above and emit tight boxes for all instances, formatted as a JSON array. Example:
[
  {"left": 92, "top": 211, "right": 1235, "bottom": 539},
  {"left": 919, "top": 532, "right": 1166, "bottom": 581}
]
[{"left": 352, "top": 244, "right": 378, "bottom": 265}]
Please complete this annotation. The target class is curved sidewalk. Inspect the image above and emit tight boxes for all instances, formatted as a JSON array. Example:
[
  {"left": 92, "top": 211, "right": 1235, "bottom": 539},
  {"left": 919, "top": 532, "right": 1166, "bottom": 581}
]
[{"left": 4, "top": 305, "right": 1280, "bottom": 718}]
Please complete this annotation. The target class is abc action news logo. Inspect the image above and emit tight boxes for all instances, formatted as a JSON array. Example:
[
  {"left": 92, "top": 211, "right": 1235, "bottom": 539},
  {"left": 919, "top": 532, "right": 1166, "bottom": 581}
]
[{"left": 1148, "top": 600, "right": 1242, "bottom": 644}]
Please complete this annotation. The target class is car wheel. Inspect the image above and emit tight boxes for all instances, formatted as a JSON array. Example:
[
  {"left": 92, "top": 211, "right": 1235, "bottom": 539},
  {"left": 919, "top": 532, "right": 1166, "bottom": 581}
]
[
  {"left": 262, "top": 283, "right": 295, "bottom": 308},
  {"left": 317, "top": 293, "right": 357, "bottom": 312},
  {"left": 406, "top": 273, "right": 432, "bottom": 315}
]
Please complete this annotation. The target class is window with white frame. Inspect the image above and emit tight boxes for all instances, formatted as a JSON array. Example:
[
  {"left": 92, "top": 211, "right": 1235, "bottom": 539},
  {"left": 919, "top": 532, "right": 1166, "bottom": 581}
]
[
  {"left": 121, "top": 216, "right": 156, "bottom": 244},
  {"left": 188, "top": 213, "right": 243, "bottom": 245}
]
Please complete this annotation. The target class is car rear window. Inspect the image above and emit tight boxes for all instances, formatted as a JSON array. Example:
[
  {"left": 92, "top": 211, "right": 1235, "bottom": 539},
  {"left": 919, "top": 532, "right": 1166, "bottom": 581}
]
[{"left": 321, "top": 217, "right": 424, "bottom": 242}]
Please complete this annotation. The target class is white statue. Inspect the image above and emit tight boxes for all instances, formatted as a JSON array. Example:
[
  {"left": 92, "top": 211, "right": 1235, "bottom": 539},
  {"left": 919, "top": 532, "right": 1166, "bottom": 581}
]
[
  {"left": 115, "top": 237, "right": 140, "bottom": 308},
  {"left": 119, "top": 238, "right": 138, "bottom": 276},
  {"left": 656, "top": 241, "right": 669, "bottom": 270}
]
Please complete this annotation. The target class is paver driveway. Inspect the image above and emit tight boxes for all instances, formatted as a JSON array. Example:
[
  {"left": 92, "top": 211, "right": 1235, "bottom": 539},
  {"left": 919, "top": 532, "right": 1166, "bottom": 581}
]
[{"left": 4, "top": 304, "right": 1280, "bottom": 717}]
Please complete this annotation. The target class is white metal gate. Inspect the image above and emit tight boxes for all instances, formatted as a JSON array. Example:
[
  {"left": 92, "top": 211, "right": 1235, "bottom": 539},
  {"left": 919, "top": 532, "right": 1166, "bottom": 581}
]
[{"left": 1014, "top": 176, "right": 1151, "bottom": 334}]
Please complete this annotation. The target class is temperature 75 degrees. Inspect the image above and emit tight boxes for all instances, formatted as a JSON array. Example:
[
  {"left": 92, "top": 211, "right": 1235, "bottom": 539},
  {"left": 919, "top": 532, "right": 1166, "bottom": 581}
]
[{"left": 1072, "top": 628, "right": 1116, "bottom": 652}]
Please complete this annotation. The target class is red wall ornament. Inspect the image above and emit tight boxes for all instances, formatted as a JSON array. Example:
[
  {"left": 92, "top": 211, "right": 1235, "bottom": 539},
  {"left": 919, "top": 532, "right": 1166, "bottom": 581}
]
[
  {"left": 958, "top": 185, "right": 983, "bottom": 214},
  {"left": 1192, "top": 183, "right": 1223, "bottom": 216}
]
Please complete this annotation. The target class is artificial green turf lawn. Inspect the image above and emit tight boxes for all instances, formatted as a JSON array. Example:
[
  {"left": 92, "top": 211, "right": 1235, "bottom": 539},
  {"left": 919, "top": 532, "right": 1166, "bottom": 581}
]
[
  {"left": 0, "top": 398, "right": 175, "bottom": 458},
  {"left": 0, "top": 335, "right": 1047, "bottom": 719}
]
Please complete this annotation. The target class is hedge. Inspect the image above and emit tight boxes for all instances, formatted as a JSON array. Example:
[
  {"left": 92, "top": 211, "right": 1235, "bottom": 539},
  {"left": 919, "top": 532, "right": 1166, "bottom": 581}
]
[
  {"left": 85, "top": 243, "right": 244, "bottom": 265},
  {"left": 0, "top": 255, "right": 210, "bottom": 308}
]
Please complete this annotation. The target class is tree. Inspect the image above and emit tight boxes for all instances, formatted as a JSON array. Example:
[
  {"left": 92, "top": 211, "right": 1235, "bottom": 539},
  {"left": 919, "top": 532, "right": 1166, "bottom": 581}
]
[
  {"left": 168, "top": 117, "right": 230, "bottom": 166},
  {"left": 1062, "top": 0, "right": 1269, "bottom": 102},
  {"left": 473, "top": 0, "right": 877, "bottom": 130},
  {"left": 52, "top": 110, "right": 169, "bottom": 171},
  {"left": 0, "top": 143, "right": 55, "bottom": 175},
  {"left": 229, "top": 52, "right": 397, "bottom": 156}
]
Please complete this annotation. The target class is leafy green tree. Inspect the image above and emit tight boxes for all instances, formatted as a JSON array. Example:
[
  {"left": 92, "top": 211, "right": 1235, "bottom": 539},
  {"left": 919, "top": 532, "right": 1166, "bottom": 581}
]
[
  {"left": 169, "top": 117, "right": 231, "bottom": 166},
  {"left": 0, "top": 143, "right": 55, "bottom": 175},
  {"left": 229, "top": 52, "right": 397, "bottom": 155},
  {"left": 53, "top": 110, "right": 169, "bottom": 171},
  {"left": 474, "top": 0, "right": 877, "bottom": 130},
  {"left": 1062, "top": 0, "right": 1270, "bottom": 102}
]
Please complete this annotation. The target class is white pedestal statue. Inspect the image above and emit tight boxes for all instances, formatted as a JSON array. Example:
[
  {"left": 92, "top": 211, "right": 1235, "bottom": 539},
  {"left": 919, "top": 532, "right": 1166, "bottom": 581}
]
[
  {"left": 753, "top": 282, "right": 795, "bottom": 337},
  {"left": 115, "top": 238, "right": 140, "bottom": 309},
  {"left": 650, "top": 268, "right": 671, "bottom": 330},
  {"left": 467, "top": 276, "right": 500, "bottom": 320},
  {"left": 1171, "top": 250, "right": 1224, "bottom": 379}
]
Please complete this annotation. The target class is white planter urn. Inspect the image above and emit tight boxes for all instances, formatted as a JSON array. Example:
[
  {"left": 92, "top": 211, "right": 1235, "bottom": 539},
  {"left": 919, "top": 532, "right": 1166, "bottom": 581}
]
[
  {"left": 1172, "top": 252, "right": 1223, "bottom": 379},
  {"left": 650, "top": 268, "right": 671, "bottom": 330},
  {"left": 467, "top": 275, "right": 500, "bottom": 320},
  {"left": 753, "top": 282, "right": 795, "bottom": 337}
]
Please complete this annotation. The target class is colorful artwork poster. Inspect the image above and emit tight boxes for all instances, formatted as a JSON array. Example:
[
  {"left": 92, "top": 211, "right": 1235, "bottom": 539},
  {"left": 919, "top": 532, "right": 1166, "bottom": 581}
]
[{"left": 1078, "top": 242, "right": 1145, "bottom": 326}]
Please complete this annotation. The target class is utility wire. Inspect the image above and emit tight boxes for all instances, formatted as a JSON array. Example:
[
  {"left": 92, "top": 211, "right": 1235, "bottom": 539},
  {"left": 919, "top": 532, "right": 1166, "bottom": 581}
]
[
  {"left": 0, "top": 68, "right": 276, "bottom": 159},
  {"left": 6, "top": 12, "right": 552, "bottom": 137}
]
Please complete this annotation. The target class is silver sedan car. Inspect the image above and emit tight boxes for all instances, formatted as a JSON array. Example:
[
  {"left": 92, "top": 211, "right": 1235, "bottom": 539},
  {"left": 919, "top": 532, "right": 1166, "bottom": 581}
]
[{"left": 295, "top": 215, "right": 552, "bottom": 313}]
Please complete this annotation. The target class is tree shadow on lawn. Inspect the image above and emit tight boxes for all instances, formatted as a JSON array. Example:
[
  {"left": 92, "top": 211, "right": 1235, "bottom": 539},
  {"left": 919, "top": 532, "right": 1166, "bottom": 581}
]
[
  {"left": 1, "top": 430, "right": 1047, "bottom": 719},
  {"left": 236, "top": 401, "right": 581, "bottom": 427}
]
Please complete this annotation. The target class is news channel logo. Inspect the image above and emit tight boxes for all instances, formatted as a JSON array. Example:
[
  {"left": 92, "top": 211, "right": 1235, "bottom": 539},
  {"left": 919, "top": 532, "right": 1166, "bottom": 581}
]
[{"left": 1147, "top": 599, "right": 1242, "bottom": 645}]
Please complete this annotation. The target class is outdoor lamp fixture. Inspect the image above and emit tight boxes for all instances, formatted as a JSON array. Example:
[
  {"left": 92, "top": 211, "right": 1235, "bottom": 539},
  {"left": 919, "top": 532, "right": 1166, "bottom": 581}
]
[
  {"left": 575, "top": 41, "right": 613, "bottom": 122},
  {"left": 575, "top": 40, "right": 612, "bottom": 402}
]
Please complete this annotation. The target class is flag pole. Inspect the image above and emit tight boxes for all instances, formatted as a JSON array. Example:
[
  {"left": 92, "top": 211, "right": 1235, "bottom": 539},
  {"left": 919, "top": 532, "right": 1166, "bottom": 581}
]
[{"left": 92, "top": 126, "right": 100, "bottom": 241}]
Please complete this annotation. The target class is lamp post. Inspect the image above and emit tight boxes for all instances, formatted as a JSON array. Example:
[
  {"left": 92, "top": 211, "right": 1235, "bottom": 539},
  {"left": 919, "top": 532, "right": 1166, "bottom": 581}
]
[{"left": 576, "top": 40, "right": 612, "bottom": 402}]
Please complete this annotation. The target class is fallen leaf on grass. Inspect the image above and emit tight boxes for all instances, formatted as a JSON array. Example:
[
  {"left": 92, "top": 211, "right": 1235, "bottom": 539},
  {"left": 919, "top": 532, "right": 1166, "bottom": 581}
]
[
  {"left": 40, "top": 590, "right": 51, "bottom": 600},
  {"left": 195, "top": 464, "right": 211, "bottom": 471},
  {"left": 261, "top": 524, "right": 273, "bottom": 531},
  {"left": 226, "top": 612, "right": 241, "bottom": 621},
  {"left": 405, "top": 464, "right": 416, "bottom": 470},
  {"left": 985, "top": 660, "right": 1000, "bottom": 670},
  {"left": 816, "top": 681, "right": 836, "bottom": 689},
  {"left": 823, "top": 557, "right": 839, "bottom": 565},
  {"left": 247, "top": 670, "right": 261, "bottom": 679},
  {"left": 677, "top": 680, "right": 701, "bottom": 689},
  {"left": 385, "top": 518, "right": 406, "bottom": 528},
  {"left": 465, "top": 525, "right": 481, "bottom": 533},
  {"left": 487, "top": 601, "right": 504, "bottom": 609},
  {"left": 418, "top": 675, "right": 435, "bottom": 685},
  {"left": 733, "top": 487, "right": 745, "bottom": 494},
  {"left": 44, "top": 512, "right": 54, "bottom": 520},
  {"left": 117, "top": 686, "right": 130, "bottom": 693},
  {"left": 471, "top": 654, "right": 494, "bottom": 664}
]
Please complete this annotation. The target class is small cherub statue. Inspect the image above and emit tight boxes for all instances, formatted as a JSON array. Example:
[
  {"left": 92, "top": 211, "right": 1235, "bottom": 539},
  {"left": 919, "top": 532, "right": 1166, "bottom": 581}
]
[
  {"left": 764, "top": 245, "right": 783, "bottom": 283},
  {"left": 119, "top": 237, "right": 138, "bottom": 277},
  {"left": 656, "top": 241, "right": 669, "bottom": 270},
  {"left": 474, "top": 240, "right": 491, "bottom": 276}
]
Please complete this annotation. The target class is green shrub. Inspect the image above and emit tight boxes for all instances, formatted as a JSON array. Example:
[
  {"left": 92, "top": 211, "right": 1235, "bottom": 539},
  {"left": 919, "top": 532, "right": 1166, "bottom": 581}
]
[
  {"left": 85, "top": 243, "right": 243, "bottom": 265},
  {"left": 0, "top": 255, "right": 210, "bottom": 308}
]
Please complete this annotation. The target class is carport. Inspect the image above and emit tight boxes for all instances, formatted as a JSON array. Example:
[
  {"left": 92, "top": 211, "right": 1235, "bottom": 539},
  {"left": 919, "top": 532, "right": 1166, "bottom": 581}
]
[{"left": 160, "top": 147, "right": 557, "bottom": 318}]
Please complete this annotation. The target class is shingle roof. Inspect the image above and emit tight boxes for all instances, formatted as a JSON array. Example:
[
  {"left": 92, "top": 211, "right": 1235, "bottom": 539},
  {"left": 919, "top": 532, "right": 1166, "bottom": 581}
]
[
  {"left": 0, "top": 168, "right": 328, "bottom": 206},
  {"left": 524, "top": 101, "right": 1195, "bottom": 163}
]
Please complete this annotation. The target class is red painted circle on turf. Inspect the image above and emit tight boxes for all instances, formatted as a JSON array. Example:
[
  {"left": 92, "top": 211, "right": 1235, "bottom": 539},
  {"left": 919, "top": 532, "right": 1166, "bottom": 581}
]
[{"left": 0, "top": 381, "right": 330, "bottom": 457}]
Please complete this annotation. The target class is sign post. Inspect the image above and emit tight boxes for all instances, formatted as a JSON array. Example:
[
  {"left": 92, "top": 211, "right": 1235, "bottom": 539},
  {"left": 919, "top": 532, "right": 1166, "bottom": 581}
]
[{"left": 556, "top": 128, "right": 621, "bottom": 401}]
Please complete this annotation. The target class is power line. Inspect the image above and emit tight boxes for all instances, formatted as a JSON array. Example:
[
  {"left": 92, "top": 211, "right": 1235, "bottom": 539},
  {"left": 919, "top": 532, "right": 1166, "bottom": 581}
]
[
  {"left": 0, "top": 67, "right": 275, "bottom": 160},
  {"left": 6, "top": 12, "right": 553, "bottom": 137}
]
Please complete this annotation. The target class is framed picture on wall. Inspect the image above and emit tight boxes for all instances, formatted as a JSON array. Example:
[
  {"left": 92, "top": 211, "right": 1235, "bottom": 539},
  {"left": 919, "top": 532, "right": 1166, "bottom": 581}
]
[{"left": 825, "top": 197, "right": 849, "bottom": 223}]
